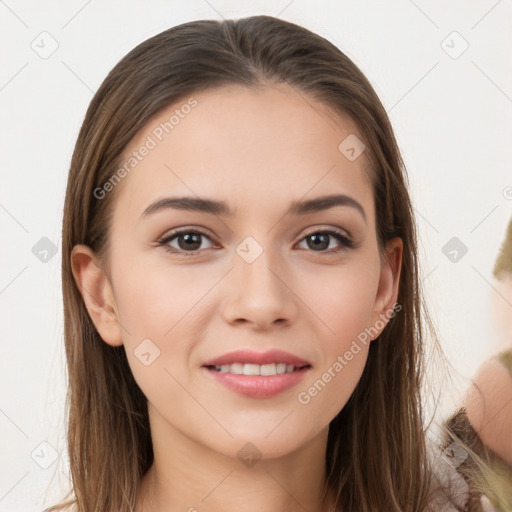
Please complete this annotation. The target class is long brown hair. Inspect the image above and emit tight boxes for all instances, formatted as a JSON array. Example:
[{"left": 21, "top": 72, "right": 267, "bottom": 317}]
[{"left": 49, "top": 15, "right": 453, "bottom": 512}]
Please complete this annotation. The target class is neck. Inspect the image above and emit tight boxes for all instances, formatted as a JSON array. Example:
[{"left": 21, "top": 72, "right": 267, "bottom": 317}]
[{"left": 135, "top": 405, "right": 338, "bottom": 512}]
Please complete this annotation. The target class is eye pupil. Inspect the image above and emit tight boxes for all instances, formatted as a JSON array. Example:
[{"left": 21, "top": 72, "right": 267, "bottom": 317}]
[
  {"left": 179, "top": 233, "right": 201, "bottom": 251},
  {"left": 308, "top": 234, "right": 329, "bottom": 251}
]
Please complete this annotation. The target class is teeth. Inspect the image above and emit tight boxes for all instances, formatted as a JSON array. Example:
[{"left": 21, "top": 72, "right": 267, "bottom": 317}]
[{"left": 213, "top": 363, "right": 301, "bottom": 375}]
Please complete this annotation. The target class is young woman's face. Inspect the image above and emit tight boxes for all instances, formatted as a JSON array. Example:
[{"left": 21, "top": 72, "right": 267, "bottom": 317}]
[{"left": 77, "top": 83, "right": 401, "bottom": 460}]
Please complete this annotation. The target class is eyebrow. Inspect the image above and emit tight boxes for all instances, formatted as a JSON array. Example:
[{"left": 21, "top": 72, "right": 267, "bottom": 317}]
[{"left": 140, "top": 193, "right": 367, "bottom": 223}]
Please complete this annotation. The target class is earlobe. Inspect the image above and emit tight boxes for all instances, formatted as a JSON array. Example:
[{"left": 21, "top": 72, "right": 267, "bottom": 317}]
[
  {"left": 370, "top": 237, "right": 403, "bottom": 340},
  {"left": 70, "top": 244, "right": 123, "bottom": 347}
]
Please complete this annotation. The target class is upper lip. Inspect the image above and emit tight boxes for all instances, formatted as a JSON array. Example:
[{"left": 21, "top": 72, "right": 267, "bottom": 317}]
[{"left": 202, "top": 349, "right": 311, "bottom": 367}]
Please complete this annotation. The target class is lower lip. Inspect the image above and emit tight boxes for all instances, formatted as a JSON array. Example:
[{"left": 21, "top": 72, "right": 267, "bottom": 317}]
[{"left": 202, "top": 366, "right": 311, "bottom": 398}]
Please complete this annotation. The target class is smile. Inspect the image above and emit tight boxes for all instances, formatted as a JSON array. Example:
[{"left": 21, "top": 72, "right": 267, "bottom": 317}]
[{"left": 206, "top": 362, "right": 309, "bottom": 375}]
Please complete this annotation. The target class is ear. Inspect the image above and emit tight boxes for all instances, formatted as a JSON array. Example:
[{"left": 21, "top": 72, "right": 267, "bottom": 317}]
[
  {"left": 369, "top": 237, "right": 403, "bottom": 340},
  {"left": 70, "top": 244, "right": 123, "bottom": 347}
]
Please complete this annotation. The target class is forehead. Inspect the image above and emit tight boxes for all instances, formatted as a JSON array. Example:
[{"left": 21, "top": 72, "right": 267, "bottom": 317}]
[{"left": 112, "top": 83, "right": 374, "bottom": 225}]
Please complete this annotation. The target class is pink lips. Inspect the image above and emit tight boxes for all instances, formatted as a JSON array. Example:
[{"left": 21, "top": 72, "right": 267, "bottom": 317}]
[{"left": 201, "top": 349, "right": 312, "bottom": 399}]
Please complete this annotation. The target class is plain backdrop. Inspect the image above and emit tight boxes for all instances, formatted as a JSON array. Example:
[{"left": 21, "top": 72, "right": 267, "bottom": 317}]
[{"left": 1, "top": 1, "right": 511, "bottom": 510}]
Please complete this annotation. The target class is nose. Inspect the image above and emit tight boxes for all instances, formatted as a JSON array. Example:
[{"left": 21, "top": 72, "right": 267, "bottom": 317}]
[{"left": 221, "top": 250, "right": 298, "bottom": 330}]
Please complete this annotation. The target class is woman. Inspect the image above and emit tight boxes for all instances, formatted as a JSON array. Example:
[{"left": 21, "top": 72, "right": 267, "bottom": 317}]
[{"left": 45, "top": 15, "right": 493, "bottom": 512}]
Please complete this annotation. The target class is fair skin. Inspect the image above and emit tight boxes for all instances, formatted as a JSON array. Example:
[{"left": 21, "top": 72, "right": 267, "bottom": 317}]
[{"left": 71, "top": 83, "right": 402, "bottom": 512}]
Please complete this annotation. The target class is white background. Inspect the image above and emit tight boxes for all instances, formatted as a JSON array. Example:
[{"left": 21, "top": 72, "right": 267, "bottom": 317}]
[{"left": 1, "top": 1, "right": 511, "bottom": 510}]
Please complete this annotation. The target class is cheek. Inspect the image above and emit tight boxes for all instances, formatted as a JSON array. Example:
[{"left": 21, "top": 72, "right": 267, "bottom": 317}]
[
  {"left": 310, "top": 346, "right": 370, "bottom": 417},
  {"left": 300, "top": 258, "right": 380, "bottom": 345},
  {"left": 112, "top": 257, "right": 230, "bottom": 387},
  {"left": 114, "top": 261, "right": 216, "bottom": 341},
  {"left": 111, "top": 263, "right": 201, "bottom": 387},
  {"left": 294, "top": 258, "right": 378, "bottom": 413}
]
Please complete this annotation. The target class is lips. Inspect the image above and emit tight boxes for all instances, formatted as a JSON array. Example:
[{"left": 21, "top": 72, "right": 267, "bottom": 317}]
[
  {"left": 201, "top": 349, "right": 312, "bottom": 398},
  {"left": 201, "top": 349, "right": 311, "bottom": 368}
]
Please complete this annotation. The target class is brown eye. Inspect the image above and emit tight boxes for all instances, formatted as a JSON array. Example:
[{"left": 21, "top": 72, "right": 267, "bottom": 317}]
[
  {"left": 158, "top": 229, "right": 215, "bottom": 255},
  {"left": 157, "top": 227, "right": 356, "bottom": 257},
  {"left": 298, "top": 229, "right": 354, "bottom": 254}
]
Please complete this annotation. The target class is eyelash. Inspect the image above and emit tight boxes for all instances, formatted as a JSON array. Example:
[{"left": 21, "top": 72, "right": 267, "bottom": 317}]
[{"left": 156, "top": 227, "right": 356, "bottom": 257}]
